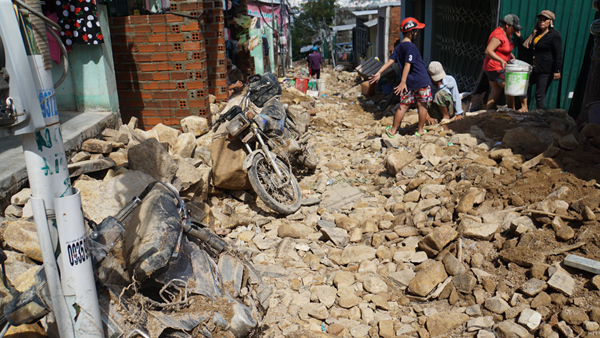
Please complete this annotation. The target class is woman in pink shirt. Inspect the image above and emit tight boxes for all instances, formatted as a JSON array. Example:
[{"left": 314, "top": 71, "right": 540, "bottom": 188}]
[{"left": 483, "top": 14, "right": 522, "bottom": 110}]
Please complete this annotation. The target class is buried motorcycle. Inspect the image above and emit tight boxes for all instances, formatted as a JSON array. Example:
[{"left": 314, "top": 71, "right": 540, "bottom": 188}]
[
  {"left": 211, "top": 73, "right": 306, "bottom": 215},
  {"left": 0, "top": 181, "right": 264, "bottom": 337}
]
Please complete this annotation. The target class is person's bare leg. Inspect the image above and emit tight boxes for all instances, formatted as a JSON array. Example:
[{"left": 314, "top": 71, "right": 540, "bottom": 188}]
[
  {"left": 389, "top": 105, "right": 409, "bottom": 135},
  {"left": 440, "top": 105, "right": 450, "bottom": 120},
  {"left": 486, "top": 81, "right": 502, "bottom": 110},
  {"left": 518, "top": 97, "right": 528, "bottom": 112},
  {"left": 417, "top": 101, "right": 429, "bottom": 135},
  {"left": 506, "top": 95, "right": 515, "bottom": 110}
]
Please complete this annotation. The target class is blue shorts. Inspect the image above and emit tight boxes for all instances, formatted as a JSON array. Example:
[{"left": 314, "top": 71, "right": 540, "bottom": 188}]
[{"left": 485, "top": 69, "right": 505, "bottom": 83}]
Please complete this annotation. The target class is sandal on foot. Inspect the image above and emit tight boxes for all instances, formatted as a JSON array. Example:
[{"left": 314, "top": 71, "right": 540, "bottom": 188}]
[
  {"left": 385, "top": 126, "right": 395, "bottom": 138},
  {"left": 414, "top": 130, "right": 428, "bottom": 137}
]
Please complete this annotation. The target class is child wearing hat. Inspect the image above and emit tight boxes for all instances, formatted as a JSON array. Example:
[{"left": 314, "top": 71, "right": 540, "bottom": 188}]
[
  {"left": 427, "top": 61, "right": 464, "bottom": 123},
  {"left": 370, "top": 17, "right": 434, "bottom": 137}
]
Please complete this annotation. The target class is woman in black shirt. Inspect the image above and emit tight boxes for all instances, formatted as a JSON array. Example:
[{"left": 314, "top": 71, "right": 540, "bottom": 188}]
[{"left": 519, "top": 10, "right": 563, "bottom": 110}]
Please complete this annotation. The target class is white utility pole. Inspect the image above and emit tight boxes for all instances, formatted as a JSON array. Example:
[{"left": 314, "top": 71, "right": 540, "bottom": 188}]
[{"left": 0, "top": 0, "right": 103, "bottom": 336}]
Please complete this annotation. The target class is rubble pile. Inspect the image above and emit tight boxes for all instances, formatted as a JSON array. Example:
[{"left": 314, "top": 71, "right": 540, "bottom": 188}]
[{"left": 2, "top": 66, "right": 600, "bottom": 337}]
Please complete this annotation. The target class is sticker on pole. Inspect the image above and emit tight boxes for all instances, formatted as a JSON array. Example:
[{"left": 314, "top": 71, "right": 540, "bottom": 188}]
[{"left": 66, "top": 236, "right": 89, "bottom": 267}]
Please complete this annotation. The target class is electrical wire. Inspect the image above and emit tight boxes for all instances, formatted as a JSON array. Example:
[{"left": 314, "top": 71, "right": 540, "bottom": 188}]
[{"left": 45, "top": 26, "right": 69, "bottom": 88}]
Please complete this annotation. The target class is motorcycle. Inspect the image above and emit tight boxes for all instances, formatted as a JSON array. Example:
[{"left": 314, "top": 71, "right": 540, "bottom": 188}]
[
  {"left": 212, "top": 74, "right": 303, "bottom": 215},
  {"left": 0, "top": 181, "right": 262, "bottom": 337}
]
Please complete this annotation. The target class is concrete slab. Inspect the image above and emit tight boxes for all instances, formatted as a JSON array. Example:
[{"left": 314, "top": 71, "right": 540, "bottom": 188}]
[{"left": 0, "top": 111, "right": 119, "bottom": 212}]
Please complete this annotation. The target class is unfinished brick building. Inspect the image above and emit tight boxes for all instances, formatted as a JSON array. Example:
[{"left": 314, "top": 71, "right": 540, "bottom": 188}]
[{"left": 109, "top": 0, "right": 250, "bottom": 130}]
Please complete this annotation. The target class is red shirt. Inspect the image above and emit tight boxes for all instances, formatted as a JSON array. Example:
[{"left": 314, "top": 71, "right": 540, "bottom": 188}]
[{"left": 483, "top": 27, "right": 514, "bottom": 71}]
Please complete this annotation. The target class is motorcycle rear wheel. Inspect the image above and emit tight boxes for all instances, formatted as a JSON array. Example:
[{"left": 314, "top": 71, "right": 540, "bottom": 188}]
[{"left": 248, "top": 153, "right": 301, "bottom": 215}]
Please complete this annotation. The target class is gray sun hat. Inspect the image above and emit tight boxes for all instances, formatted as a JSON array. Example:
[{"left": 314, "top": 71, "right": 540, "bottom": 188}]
[
  {"left": 502, "top": 14, "right": 522, "bottom": 31},
  {"left": 428, "top": 61, "right": 447, "bottom": 82}
]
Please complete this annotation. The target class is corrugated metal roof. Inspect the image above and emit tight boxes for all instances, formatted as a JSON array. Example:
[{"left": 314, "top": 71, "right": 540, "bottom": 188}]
[
  {"left": 332, "top": 24, "right": 356, "bottom": 32},
  {"left": 300, "top": 45, "right": 314, "bottom": 53},
  {"left": 364, "top": 18, "right": 378, "bottom": 27},
  {"left": 352, "top": 10, "right": 378, "bottom": 16}
]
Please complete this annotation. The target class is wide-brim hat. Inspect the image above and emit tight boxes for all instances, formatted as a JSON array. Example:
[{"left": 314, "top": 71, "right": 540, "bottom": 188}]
[
  {"left": 537, "top": 10, "right": 556, "bottom": 21},
  {"left": 428, "top": 61, "right": 446, "bottom": 82}
]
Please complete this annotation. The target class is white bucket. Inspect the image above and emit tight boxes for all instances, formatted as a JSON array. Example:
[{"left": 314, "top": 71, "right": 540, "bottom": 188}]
[
  {"left": 317, "top": 79, "right": 326, "bottom": 93},
  {"left": 505, "top": 60, "right": 532, "bottom": 96}
]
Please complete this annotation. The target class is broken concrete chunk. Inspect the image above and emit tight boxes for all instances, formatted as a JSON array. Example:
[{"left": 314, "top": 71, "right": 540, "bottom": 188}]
[
  {"left": 518, "top": 309, "right": 542, "bottom": 330},
  {"left": 128, "top": 138, "right": 178, "bottom": 183},
  {"left": 459, "top": 218, "right": 498, "bottom": 240},
  {"left": 10, "top": 188, "right": 31, "bottom": 206},
  {"left": 180, "top": 116, "right": 209, "bottom": 137},
  {"left": 173, "top": 132, "right": 197, "bottom": 158},
  {"left": 319, "top": 183, "right": 364, "bottom": 211},
  {"left": 418, "top": 225, "right": 457, "bottom": 256},
  {"left": 81, "top": 138, "right": 113, "bottom": 154},
  {"left": 520, "top": 278, "right": 548, "bottom": 297},
  {"left": 495, "top": 320, "right": 532, "bottom": 338},
  {"left": 426, "top": 311, "right": 469, "bottom": 337},
  {"left": 340, "top": 245, "right": 376, "bottom": 265},
  {"left": 408, "top": 261, "right": 447, "bottom": 297},
  {"left": 547, "top": 269, "right": 576, "bottom": 296},
  {"left": 484, "top": 296, "right": 510, "bottom": 314},
  {"left": 70, "top": 151, "right": 91, "bottom": 163},
  {"left": 68, "top": 157, "right": 116, "bottom": 177},
  {"left": 499, "top": 246, "right": 546, "bottom": 268},
  {"left": 456, "top": 188, "right": 486, "bottom": 213},
  {"left": 4, "top": 204, "right": 23, "bottom": 218},
  {"left": 384, "top": 149, "right": 416, "bottom": 176},
  {"left": 102, "top": 128, "right": 129, "bottom": 144},
  {"left": 146, "top": 123, "right": 181, "bottom": 149},
  {"left": 320, "top": 227, "right": 350, "bottom": 247},
  {"left": 3, "top": 220, "right": 42, "bottom": 261},
  {"left": 558, "top": 134, "right": 578, "bottom": 150}
]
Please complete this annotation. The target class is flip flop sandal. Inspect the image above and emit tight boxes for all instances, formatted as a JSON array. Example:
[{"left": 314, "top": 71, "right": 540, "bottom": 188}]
[
  {"left": 414, "top": 130, "right": 428, "bottom": 137},
  {"left": 385, "top": 126, "right": 395, "bottom": 138}
]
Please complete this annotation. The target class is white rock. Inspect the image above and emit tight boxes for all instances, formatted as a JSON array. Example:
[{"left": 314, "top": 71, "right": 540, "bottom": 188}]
[{"left": 518, "top": 308, "right": 542, "bottom": 330}]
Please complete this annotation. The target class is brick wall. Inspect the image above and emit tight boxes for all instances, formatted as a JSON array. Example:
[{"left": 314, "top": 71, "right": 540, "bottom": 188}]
[
  {"left": 388, "top": 6, "right": 402, "bottom": 53},
  {"left": 109, "top": 0, "right": 227, "bottom": 129},
  {"left": 203, "top": 2, "right": 228, "bottom": 101}
]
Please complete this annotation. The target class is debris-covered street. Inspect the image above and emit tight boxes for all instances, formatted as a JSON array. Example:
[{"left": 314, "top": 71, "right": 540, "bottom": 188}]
[{"left": 3, "top": 65, "right": 600, "bottom": 337}]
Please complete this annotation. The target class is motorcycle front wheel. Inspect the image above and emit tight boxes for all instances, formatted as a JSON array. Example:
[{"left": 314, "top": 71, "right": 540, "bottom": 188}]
[{"left": 248, "top": 153, "right": 302, "bottom": 215}]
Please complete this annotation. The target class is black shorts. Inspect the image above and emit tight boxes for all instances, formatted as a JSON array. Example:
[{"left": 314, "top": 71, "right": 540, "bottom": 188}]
[{"left": 485, "top": 69, "right": 505, "bottom": 83}]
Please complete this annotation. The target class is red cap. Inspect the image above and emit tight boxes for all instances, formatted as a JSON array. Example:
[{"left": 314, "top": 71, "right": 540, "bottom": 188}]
[{"left": 401, "top": 17, "right": 425, "bottom": 32}]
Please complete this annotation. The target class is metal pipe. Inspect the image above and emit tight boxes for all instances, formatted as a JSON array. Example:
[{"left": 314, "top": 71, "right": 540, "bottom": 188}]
[
  {"left": 54, "top": 189, "right": 104, "bottom": 337},
  {"left": 31, "top": 197, "right": 76, "bottom": 338}
]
